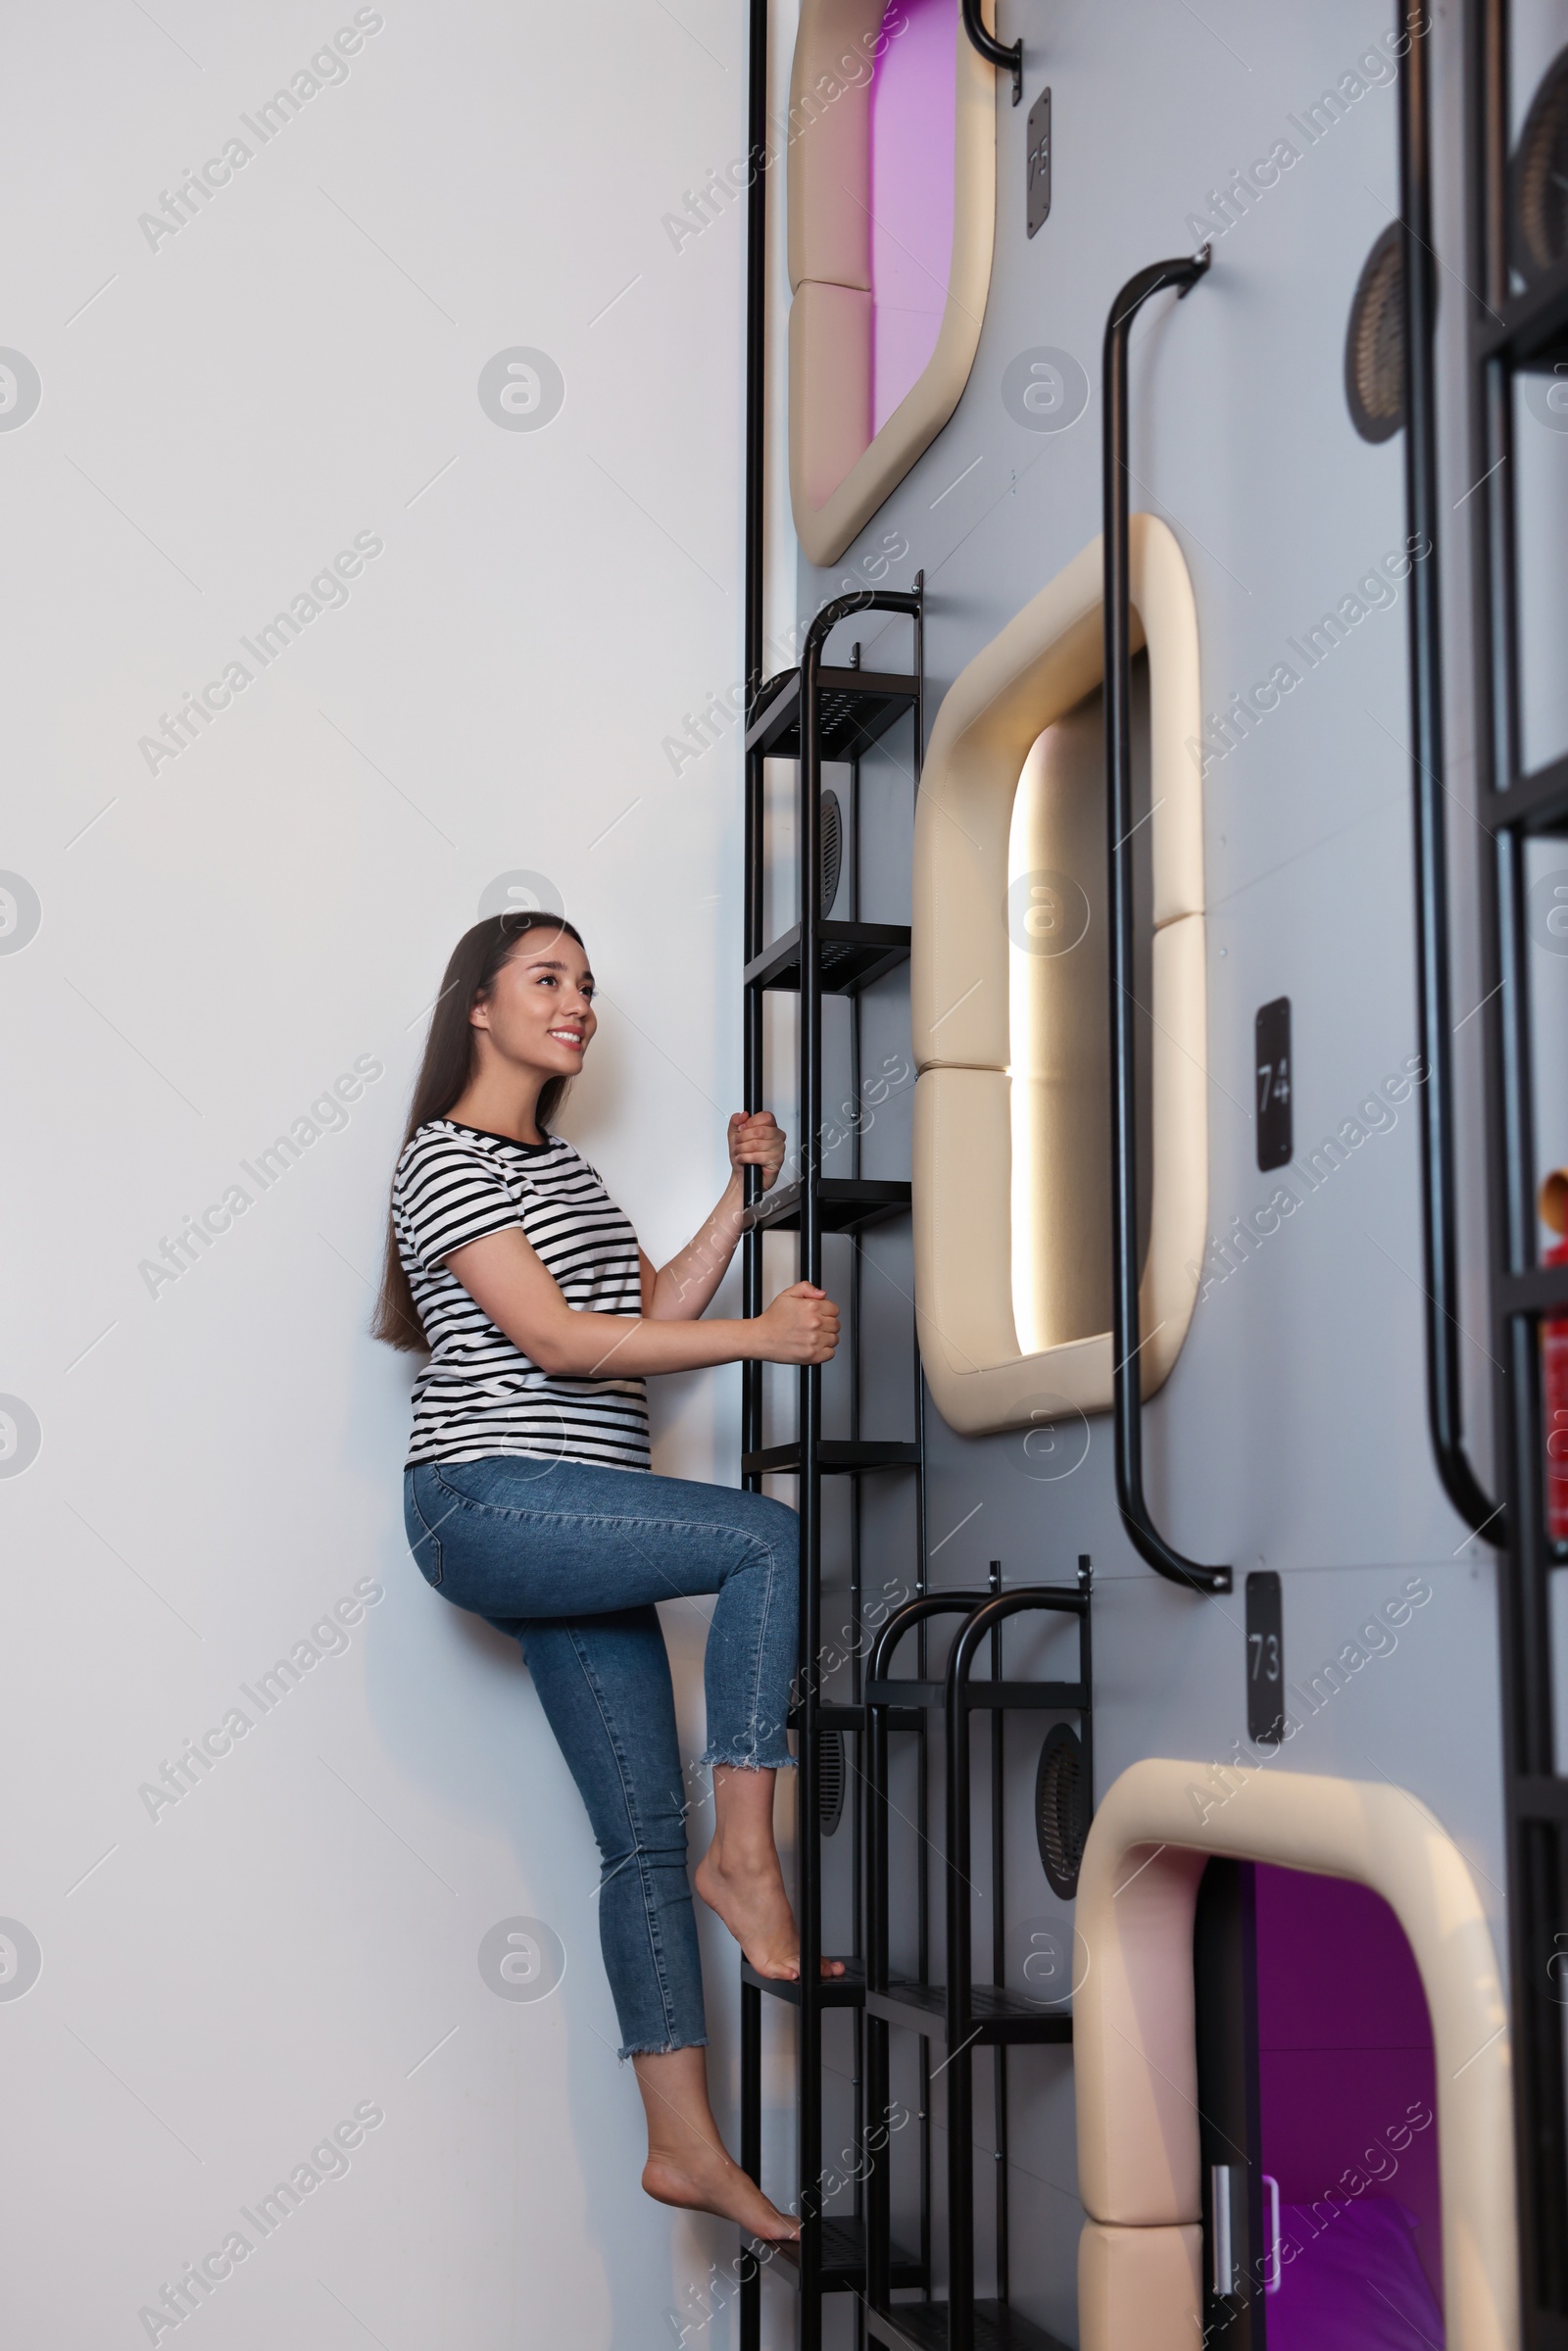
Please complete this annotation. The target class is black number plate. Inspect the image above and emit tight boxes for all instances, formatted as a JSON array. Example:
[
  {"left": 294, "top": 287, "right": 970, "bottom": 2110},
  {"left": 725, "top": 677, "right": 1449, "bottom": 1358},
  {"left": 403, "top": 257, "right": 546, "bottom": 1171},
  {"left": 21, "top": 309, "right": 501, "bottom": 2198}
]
[
  {"left": 1027, "top": 87, "right": 1052, "bottom": 237},
  {"left": 1255, "top": 997, "right": 1293, "bottom": 1172},
  {"left": 1246, "top": 1571, "right": 1284, "bottom": 1744}
]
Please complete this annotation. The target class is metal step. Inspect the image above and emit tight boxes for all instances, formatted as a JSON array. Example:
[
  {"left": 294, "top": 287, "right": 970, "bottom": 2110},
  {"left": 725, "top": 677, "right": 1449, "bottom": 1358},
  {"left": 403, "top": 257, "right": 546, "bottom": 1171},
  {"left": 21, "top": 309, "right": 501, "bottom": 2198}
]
[
  {"left": 745, "top": 919, "right": 911, "bottom": 997},
  {"left": 760, "top": 2214, "right": 924, "bottom": 2294},
  {"left": 808, "top": 1699, "right": 927, "bottom": 1735},
  {"left": 743, "top": 1176, "right": 911, "bottom": 1237},
  {"left": 865, "top": 1978, "right": 1073, "bottom": 2048},
  {"left": 811, "top": 1700, "right": 927, "bottom": 1727},
  {"left": 865, "top": 1678, "right": 1089, "bottom": 1712},
  {"left": 1498, "top": 1263, "right": 1568, "bottom": 1316},
  {"left": 746, "top": 663, "right": 917, "bottom": 759},
  {"left": 744, "top": 1439, "right": 921, "bottom": 1477},
  {"left": 741, "top": 1957, "right": 864, "bottom": 2009},
  {"left": 867, "top": 2297, "right": 1075, "bottom": 2351}
]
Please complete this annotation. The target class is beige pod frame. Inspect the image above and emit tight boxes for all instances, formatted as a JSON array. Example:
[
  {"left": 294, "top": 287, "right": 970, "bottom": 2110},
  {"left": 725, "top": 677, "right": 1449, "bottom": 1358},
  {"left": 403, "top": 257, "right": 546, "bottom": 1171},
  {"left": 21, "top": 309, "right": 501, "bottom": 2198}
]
[
  {"left": 910, "top": 515, "right": 1207, "bottom": 1435},
  {"left": 1071, "top": 1759, "right": 1518, "bottom": 2351},
  {"left": 786, "top": 0, "right": 999, "bottom": 567}
]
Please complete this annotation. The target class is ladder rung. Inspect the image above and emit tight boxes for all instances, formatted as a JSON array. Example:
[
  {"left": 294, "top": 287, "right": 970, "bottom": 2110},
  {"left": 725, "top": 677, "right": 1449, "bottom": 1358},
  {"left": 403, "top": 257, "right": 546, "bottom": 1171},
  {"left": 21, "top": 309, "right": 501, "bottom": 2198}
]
[
  {"left": 744, "top": 1440, "right": 921, "bottom": 1476},
  {"left": 867, "top": 2299, "right": 1074, "bottom": 2351},
  {"left": 744, "top": 920, "right": 911, "bottom": 997},
  {"left": 1499, "top": 1265, "right": 1568, "bottom": 1317},
  {"left": 865, "top": 1679, "right": 1089, "bottom": 1712},
  {"left": 759, "top": 2215, "right": 925, "bottom": 2294},
  {"left": 799, "top": 1701, "right": 930, "bottom": 1739},
  {"left": 742, "top": 1177, "right": 911, "bottom": 1237},
  {"left": 792, "top": 1700, "right": 926, "bottom": 1733},
  {"left": 864, "top": 1978, "right": 1074, "bottom": 2047},
  {"left": 741, "top": 1958, "right": 864, "bottom": 2008},
  {"left": 745, "top": 662, "right": 917, "bottom": 759}
]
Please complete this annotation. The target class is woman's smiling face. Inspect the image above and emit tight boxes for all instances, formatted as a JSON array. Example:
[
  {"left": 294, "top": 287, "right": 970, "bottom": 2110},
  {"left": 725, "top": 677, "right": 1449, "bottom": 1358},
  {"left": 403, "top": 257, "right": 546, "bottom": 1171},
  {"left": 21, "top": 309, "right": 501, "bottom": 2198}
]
[{"left": 470, "top": 925, "right": 597, "bottom": 1082}]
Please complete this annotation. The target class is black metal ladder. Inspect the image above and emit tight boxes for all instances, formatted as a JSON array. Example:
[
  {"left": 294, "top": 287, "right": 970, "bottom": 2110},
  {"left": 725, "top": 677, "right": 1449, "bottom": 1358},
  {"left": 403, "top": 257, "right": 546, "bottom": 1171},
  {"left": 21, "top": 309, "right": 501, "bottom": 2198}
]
[{"left": 737, "top": 588, "right": 928, "bottom": 2351}]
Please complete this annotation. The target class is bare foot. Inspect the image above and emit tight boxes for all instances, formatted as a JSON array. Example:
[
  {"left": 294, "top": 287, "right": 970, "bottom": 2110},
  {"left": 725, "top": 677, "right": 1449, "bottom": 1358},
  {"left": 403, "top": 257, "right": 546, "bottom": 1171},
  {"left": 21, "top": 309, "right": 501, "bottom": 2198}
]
[
  {"left": 695, "top": 1846, "right": 847, "bottom": 1982},
  {"left": 643, "top": 2147, "right": 800, "bottom": 2240}
]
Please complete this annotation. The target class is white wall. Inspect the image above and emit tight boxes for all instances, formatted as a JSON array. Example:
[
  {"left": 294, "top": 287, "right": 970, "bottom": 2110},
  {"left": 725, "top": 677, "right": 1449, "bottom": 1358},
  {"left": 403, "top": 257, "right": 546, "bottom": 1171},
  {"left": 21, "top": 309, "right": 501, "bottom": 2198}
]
[{"left": 0, "top": 4, "right": 761, "bottom": 2342}]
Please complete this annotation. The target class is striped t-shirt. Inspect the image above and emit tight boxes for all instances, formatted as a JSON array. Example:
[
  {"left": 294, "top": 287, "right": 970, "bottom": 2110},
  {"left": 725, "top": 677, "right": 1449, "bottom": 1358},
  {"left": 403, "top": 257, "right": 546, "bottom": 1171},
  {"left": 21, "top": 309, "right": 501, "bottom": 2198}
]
[{"left": 393, "top": 1119, "right": 650, "bottom": 1471}]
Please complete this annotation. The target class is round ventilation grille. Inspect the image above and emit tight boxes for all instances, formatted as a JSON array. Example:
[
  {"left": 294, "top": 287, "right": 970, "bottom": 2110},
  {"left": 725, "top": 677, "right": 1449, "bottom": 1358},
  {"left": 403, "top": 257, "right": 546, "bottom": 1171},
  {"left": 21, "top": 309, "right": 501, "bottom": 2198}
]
[
  {"left": 1034, "top": 1723, "right": 1088, "bottom": 1900},
  {"left": 1345, "top": 223, "right": 1405, "bottom": 444},
  {"left": 1512, "top": 48, "right": 1568, "bottom": 282},
  {"left": 820, "top": 788, "right": 843, "bottom": 916},
  {"left": 818, "top": 1727, "right": 845, "bottom": 1836}
]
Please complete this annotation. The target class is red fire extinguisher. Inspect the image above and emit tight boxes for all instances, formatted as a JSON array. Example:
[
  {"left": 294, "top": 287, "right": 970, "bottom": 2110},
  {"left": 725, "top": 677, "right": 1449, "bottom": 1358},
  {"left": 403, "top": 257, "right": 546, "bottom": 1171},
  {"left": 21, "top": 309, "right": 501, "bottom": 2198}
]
[{"left": 1542, "top": 1170, "right": 1568, "bottom": 1545}]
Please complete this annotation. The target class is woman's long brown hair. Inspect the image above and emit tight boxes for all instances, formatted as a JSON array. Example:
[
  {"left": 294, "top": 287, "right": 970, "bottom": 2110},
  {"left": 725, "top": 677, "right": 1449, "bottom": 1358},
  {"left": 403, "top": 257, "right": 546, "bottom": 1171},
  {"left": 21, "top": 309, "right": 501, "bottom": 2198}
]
[{"left": 372, "top": 910, "right": 586, "bottom": 1352}]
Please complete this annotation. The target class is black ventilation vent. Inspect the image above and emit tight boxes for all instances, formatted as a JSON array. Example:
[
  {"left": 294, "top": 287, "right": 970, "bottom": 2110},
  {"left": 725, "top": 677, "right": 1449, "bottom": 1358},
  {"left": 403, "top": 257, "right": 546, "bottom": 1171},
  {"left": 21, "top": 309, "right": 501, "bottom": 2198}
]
[
  {"left": 1345, "top": 222, "right": 1405, "bottom": 444},
  {"left": 818, "top": 1727, "right": 845, "bottom": 1836},
  {"left": 820, "top": 788, "right": 843, "bottom": 916},
  {"left": 1511, "top": 48, "right": 1568, "bottom": 283},
  {"left": 1034, "top": 1723, "right": 1087, "bottom": 1899}
]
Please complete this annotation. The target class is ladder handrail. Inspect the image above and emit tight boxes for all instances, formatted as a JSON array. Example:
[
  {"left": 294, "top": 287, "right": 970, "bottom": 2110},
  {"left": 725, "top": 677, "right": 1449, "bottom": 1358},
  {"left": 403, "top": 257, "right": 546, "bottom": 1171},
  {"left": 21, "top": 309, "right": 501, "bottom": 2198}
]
[
  {"left": 866, "top": 1591, "right": 1006, "bottom": 1689},
  {"left": 796, "top": 584, "right": 924, "bottom": 2339},
  {"left": 943, "top": 1583, "right": 1092, "bottom": 2015},
  {"left": 1398, "top": 0, "right": 1507, "bottom": 1543},
  {"left": 960, "top": 0, "right": 1022, "bottom": 104},
  {"left": 864, "top": 1575, "right": 1092, "bottom": 2351},
  {"left": 864, "top": 1592, "right": 984, "bottom": 1992},
  {"left": 945, "top": 1584, "right": 1091, "bottom": 2348},
  {"left": 1102, "top": 249, "right": 1232, "bottom": 1596},
  {"left": 742, "top": 0, "right": 769, "bottom": 719}
]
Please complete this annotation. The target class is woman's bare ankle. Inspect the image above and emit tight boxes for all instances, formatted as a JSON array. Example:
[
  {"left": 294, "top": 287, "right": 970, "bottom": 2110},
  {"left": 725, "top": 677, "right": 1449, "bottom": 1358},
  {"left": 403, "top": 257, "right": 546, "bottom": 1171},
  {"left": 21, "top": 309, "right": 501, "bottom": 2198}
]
[
  {"left": 642, "top": 2144, "right": 799, "bottom": 2238},
  {"left": 698, "top": 1837, "right": 782, "bottom": 1888}
]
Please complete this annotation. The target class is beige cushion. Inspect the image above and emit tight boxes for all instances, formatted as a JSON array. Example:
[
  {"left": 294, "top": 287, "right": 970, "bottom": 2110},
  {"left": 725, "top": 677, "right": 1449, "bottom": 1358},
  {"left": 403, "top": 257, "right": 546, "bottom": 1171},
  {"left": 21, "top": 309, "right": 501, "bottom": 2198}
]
[
  {"left": 789, "top": 281, "right": 872, "bottom": 514},
  {"left": 1074, "top": 1760, "right": 1519, "bottom": 2351},
  {"left": 912, "top": 1067, "right": 1016, "bottom": 1385},
  {"left": 1075, "top": 1840, "right": 1208, "bottom": 2226},
  {"left": 910, "top": 518, "right": 1207, "bottom": 1433},
  {"left": 786, "top": 0, "right": 882, "bottom": 293},
  {"left": 1078, "top": 2223, "right": 1203, "bottom": 2351}
]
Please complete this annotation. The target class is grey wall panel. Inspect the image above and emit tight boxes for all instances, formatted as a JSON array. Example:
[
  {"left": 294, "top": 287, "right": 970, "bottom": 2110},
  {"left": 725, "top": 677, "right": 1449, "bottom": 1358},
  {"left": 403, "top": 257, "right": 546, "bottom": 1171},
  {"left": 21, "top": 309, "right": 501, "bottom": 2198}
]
[{"left": 787, "top": 5, "right": 1524, "bottom": 2335}]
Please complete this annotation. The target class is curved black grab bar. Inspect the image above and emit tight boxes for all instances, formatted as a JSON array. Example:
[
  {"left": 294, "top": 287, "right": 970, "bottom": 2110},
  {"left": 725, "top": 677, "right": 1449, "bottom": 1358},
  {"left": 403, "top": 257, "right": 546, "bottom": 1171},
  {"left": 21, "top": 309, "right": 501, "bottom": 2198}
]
[
  {"left": 961, "top": 0, "right": 1022, "bottom": 104},
  {"left": 1102, "top": 248, "right": 1231, "bottom": 1596},
  {"left": 1396, "top": 0, "right": 1505, "bottom": 1543}
]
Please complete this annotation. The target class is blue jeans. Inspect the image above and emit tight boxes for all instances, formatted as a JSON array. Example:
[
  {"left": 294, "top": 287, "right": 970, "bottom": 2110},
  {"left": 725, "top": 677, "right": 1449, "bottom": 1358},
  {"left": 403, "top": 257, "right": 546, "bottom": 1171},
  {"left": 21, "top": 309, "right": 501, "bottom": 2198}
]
[{"left": 404, "top": 1456, "right": 800, "bottom": 2057}]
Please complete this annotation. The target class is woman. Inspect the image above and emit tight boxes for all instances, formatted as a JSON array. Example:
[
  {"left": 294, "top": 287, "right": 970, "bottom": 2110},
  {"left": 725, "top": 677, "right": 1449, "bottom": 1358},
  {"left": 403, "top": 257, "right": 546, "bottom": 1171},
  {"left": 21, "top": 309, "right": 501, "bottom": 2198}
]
[{"left": 375, "top": 908, "right": 839, "bottom": 2241}]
